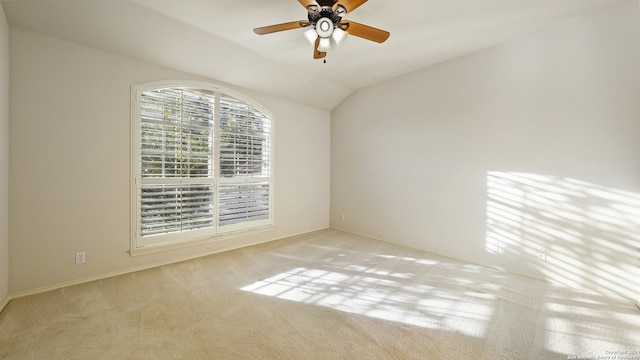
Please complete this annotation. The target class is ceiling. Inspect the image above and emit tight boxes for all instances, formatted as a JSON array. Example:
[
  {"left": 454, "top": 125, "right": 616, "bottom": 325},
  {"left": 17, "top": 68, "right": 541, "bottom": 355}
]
[{"left": 1, "top": 0, "right": 630, "bottom": 111}]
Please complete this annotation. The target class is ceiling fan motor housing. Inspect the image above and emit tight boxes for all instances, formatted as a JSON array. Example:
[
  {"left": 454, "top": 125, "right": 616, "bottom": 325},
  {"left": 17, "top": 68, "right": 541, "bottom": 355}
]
[
  {"left": 308, "top": 5, "right": 343, "bottom": 36},
  {"left": 323, "top": 6, "right": 342, "bottom": 24}
]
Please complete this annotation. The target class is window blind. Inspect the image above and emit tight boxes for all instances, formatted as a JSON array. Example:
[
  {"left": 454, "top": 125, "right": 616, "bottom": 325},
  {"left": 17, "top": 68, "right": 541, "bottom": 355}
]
[
  {"left": 140, "top": 89, "right": 214, "bottom": 179},
  {"left": 217, "top": 94, "right": 272, "bottom": 232},
  {"left": 141, "top": 184, "right": 215, "bottom": 236},
  {"left": 218, "top": 182, "right": 270, "bottom": 226},
  {"left": 138, "top": 88, "right": 216, "bottom": 239},
  {"left": 219, "top": 95, "right": 271, "bottom": 178},
  {"left": 132, "top": 82, "right": 273, "bottom": 250}
]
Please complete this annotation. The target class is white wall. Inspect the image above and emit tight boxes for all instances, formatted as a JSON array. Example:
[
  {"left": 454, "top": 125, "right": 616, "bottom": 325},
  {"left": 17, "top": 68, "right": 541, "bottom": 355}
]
[
  {"left": 331, "top": 1, "right": 640, "bottom": 300},
  {"left": 9, "top": 29, "right": 330, "bottom": 294},
  {"left": 0, "top": 4, "right": 10, "bottom": 308}
]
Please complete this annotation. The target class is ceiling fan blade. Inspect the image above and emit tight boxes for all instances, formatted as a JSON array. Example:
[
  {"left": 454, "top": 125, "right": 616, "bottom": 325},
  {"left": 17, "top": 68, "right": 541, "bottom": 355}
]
[
  {"left": 313, "top": 37, "right": 327, "bottom": 59},
  {"left": 298, "top": 0, "right": 317, "bottom": 8},
  {"left": 342, "top": 21, "right": 390, "bottom": 43},
  {"left": 299, "top": 0, "right": 336, "bottom": 8},
  {"left": 316, "top": 0, "right": 337, "bottom": 6},
  {"left": 253, "top": 21, "right": 310, "bottom": 35},
  {"left": 337, "top": 0, "right": 367, "bottom": 13}
]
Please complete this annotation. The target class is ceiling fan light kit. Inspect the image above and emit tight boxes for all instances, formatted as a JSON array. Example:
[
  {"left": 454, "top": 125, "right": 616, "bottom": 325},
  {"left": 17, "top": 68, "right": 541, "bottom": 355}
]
[
  {"left": 317, "top": 37, "right": 332, "bottom": 52},
  {"left": 254, "top": 0, "right": 390, "bottom": 61},
  {"left": 331, "top": 27, "right": 348, "bottom": 46},
  {"left": 303, "top": 28, "right": 319, "bottom": 45},
  {"left": 315, "top": 17, "right": 334, "bottom": 37}
]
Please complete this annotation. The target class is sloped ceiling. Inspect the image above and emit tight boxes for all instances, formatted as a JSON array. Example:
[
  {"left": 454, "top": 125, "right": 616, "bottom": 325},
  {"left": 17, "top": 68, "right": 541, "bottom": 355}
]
[{"left": 1, "top": 0, "right": 630, "bottom": 111}]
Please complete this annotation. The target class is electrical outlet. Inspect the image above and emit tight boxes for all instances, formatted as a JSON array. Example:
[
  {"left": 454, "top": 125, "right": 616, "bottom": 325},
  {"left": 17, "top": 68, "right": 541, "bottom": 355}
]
[{"left": 75, "top": 251, "right": 86, "bottom": 265}]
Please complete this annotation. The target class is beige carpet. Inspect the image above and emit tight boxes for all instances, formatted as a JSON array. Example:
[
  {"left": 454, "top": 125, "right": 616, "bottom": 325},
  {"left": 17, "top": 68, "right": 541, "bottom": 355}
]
[{"left": 1, "top": 229, "right": 639, "bottom": 359}]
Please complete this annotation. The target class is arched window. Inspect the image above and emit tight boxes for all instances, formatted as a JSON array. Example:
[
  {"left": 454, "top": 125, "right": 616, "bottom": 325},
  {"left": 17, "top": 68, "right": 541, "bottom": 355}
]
[{"left": 131, "top": 81, "right": 273, "bottom": 251}]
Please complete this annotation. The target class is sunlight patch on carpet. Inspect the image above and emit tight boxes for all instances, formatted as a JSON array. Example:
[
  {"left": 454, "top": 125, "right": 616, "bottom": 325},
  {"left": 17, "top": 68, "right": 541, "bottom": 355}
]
[{"left": 241, "top": 267, "right": 494, "bottom": 337}]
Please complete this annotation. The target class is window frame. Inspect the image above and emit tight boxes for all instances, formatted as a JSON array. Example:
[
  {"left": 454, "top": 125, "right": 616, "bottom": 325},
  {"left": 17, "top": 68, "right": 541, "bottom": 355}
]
[{"left": 130, "top": 80, "right": 274, "bottom": 254}]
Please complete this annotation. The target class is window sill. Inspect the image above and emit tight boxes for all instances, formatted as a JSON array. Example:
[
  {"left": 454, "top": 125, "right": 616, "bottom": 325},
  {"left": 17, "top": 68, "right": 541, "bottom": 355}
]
[{"left": 128, "top": 225, "right": 273, "bottom": 257}]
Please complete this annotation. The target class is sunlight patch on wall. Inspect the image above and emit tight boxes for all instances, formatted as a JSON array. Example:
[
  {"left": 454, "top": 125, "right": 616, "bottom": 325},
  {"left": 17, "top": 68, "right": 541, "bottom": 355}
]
[
  {"left": 486, "top": 171, "right": 640, "bottom": 300},
  {"left": 241, "top": 266, "right": 494, "bottom": 337}
]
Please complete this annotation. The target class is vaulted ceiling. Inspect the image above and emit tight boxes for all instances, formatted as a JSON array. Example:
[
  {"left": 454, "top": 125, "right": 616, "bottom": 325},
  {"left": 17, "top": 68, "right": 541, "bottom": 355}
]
[{"left": 1, "top": 0, "right": 630, "bottom": 111}]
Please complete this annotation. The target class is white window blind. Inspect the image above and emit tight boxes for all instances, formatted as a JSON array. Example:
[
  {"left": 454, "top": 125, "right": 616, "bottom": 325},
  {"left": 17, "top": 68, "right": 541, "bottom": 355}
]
[
  {"left": 217, "top": 94, "right": 271, "bottom": 231},
  {"left": 132, "top": 81, "right": 273, "bottom": 250}
]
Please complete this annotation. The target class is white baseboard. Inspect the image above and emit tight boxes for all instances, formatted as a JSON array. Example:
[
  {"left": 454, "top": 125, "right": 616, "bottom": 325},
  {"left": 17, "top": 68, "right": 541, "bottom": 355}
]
[{"left": 5, "top": 227, "right": 331, "bottom": 304}]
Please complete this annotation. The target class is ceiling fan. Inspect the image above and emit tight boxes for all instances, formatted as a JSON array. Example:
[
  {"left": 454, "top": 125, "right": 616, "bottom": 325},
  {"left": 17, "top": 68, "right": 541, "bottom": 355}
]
[{"left": 253, "top": 0, "right": 390, "bottom": 61}]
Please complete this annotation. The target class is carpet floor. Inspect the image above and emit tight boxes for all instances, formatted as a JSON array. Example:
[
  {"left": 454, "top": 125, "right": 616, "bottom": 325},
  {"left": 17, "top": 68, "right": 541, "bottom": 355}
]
[{"left": 1, "top": 229, "right": 639, "bottom": 359}]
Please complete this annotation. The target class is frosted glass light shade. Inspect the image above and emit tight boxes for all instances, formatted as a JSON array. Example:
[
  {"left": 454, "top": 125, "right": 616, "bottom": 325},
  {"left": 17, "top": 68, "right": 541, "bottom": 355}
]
[
  {"left": 317, "top": 37, "right": 331, "bottom": 52},
  {"left": 332, "top": 27, "right": 348, "bottom": 46},
  {"left": 303, "top": 28, "right": 318, "bottom": 45}
]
